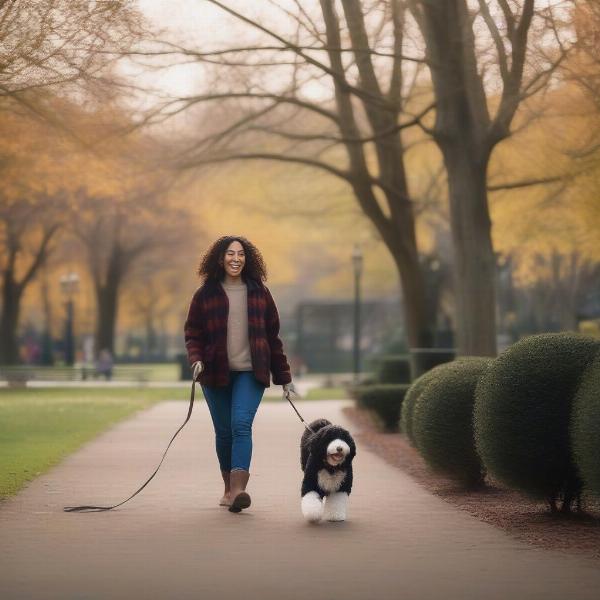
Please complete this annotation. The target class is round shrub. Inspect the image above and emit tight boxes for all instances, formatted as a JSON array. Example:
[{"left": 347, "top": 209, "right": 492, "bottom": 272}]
[
  {"left": 376, "top": 355, "right": 411, "bottom": 384},
  {"left": 355, "top": 384, "right": 409, "bottom": 432},
  {"left": 571, "top": 352, "right": 600, "bottom": 495},
  {"left": 401, "top": 368, "right": 439, "bottom": 443},
  {"left": 401, "top": 357, "right": 483, "bottom": 444},
  {"left": 474, "top": 333, "right": 600, "bottom": 510},
  {"left": 411, "top": 358, "right": 491, "bottom": 486}
]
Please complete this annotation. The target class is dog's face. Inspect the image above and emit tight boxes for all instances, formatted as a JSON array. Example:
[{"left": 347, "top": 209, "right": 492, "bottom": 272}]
[
  {"left": 311, "top": 425, "right": 356, "bottom": 468},
  {"left": 325, "top": 438, "right": 352, "bottom": 466}
]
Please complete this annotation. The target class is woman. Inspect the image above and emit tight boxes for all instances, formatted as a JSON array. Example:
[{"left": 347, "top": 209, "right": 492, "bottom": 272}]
[{"left": 184, "top": 235, "right": 297, "bottom": 513}]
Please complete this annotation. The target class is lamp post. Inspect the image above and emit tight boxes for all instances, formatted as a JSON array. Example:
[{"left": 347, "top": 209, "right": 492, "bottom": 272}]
[
  {"left": 352, "top": 245, "right": 363, "bottom": 384},
  {"left": 59, "top": 272, "right": 80, "bottom": 366}
]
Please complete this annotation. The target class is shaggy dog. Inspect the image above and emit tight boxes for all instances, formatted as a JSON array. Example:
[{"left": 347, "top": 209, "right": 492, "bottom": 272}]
[{"left": 300, "top": 418, "right": 356, "bottom": 523}]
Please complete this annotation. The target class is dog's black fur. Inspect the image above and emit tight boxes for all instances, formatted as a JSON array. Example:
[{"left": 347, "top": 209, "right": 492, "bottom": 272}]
[{"left": 300, "top": 418, "right": 356, "bottom": 498}]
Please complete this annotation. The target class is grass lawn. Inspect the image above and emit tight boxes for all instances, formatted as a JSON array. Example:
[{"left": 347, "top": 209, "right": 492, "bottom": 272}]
[
  {"left": 304, "top": 387, "right": 348, "bottom": 400},
  {"left": 115, "top": 363, "right": 179, "bottom": 381},
  {"left": 0, "top": 385, "right": 348, "bottom": 500},
  {"left": 0, "top": 387, "right": 186, "bottom": 500}
]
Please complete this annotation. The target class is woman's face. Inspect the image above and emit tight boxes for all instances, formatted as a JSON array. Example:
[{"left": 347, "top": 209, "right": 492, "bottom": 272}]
[{"left": 222, "top": 240, "right": 246, "bottom": 279}]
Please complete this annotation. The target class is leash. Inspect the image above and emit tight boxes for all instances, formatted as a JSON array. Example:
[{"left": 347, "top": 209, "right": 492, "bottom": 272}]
[
  {"left": 64, "top": 381, "right": 313, "bottom": 513},
  {"left": 286, "top": 390, "right": 315, "bottom": 434},
  {"left": 64, "top": 381, "right": 198, "bottom": 512}
]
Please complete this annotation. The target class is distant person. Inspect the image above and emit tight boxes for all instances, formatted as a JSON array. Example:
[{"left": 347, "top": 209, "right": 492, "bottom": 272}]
[
  {"left": 96, "top": 349, "right": 113, "bottom": 380},
  {"left": 184, "top": 235, "right": 298, "bottom": 513}
]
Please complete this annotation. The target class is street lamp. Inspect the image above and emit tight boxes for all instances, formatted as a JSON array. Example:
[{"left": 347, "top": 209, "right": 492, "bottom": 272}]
[
  {"left": 59, "top": 272, "right": 80, "bottom": 366},
  {"left": 352, "top": 244, "right": 363, "bottom": 384}
]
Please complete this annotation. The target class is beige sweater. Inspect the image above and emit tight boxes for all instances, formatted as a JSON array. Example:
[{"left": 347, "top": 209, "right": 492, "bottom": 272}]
[{"left": 222, "top": 282, "right": 253, "bottom": 371}]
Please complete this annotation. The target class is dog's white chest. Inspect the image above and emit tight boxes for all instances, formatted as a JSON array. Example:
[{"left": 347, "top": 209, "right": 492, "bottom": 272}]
[{"left": 317, "top": 469, "right": 346, "bottom": 493}]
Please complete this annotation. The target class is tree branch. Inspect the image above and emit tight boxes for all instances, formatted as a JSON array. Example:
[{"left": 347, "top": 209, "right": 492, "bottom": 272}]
[
  {"left": 478, "top": 0, "right": 509, "bottom": 82},
  {"left": 388, "top": 0, "right": 405, "bottom": 107},
  {"left": 489, "top": 0, "right": 535, "bottom": 145},
  {"left": 20, "top": 223, "right": 60, "bottom": 289},
  {"left": 206, "top": 0, "right": 393, "bottom": 110},
  {"left": 487, "top": 174, "right": 568, "bottom": 192},
  {"left": 178, "top": 152, "right": 352, "bottom": 183}
]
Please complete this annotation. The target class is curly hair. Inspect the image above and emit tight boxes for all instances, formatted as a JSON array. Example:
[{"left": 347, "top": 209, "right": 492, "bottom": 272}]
[{"left": 197, "top": 235, "right": 267, "bottom": 283}]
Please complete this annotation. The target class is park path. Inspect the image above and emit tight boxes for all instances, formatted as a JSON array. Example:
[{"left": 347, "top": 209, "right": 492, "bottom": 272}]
[{"left": 2, "top": 397, "right": 600, "bottom": 600}]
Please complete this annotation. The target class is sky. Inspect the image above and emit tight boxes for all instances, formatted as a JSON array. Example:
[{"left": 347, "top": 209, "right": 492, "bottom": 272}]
[{"left": 133, "top": 0, "right": 289, "bottom": 99}]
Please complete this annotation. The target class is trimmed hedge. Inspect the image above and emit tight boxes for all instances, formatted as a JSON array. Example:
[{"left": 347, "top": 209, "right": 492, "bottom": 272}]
[
  {"left": 571, "top": 352, "right": 600, "bottom": 495},
  {"left": 355, "top": 384, "right": 409, "bottom": 432},
  {"left": 401, "top": 357, "right": 483, "bottom": 444},
  {"left": 401, "top": 367, "right": 442, "bottom": 444},
  {"left": 474, "top": 333, "right": 600, "bottom": 511},
  {"left": 376, "top": 355, "right": 411, "bottom": 384},
  {"left": 412, "top": 358, "right": 491, "bottom": 486}
]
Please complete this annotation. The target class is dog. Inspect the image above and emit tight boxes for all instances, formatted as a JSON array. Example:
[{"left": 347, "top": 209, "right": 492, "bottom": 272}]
[{"left": 300, "top": 418, "right": 356, "bottom": 522}]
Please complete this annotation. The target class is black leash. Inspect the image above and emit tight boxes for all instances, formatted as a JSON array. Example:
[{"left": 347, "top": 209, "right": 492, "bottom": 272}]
[
  {"left": 286, "top": 391, "right": 315, "bottom": 434},
  {"left": 64, "top": 381, "right": 198, "bottom": 512},
  {"left": 63, "top": 382, "right": 313, "bottom": 513}
]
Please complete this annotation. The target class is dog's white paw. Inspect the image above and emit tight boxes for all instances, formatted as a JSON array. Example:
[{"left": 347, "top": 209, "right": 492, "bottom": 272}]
[
  {"left": 301, "top": 491, "right": 324, "bottom": 522},
  {"left": 323, "top": 492, "right": 348, "bottom": 522}
]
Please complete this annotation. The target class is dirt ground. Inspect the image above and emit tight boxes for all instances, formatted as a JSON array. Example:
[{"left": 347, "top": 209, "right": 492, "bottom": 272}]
[{"left": 342, "top": 406, "right": 600, "bottom": 561}]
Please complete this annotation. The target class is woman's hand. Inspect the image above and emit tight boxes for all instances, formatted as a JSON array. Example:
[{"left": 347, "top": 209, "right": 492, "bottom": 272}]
[
  {"left": 192, "top": 361, "right": 204, "bottom": 381},
  {"left": 282, "top": 382, "right": 299, "bottom": 401}
]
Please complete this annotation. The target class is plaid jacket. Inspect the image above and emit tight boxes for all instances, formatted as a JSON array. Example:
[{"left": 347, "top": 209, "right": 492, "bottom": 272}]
[{"left": 184, "top": 278, "right": 292, "bottom": 388}]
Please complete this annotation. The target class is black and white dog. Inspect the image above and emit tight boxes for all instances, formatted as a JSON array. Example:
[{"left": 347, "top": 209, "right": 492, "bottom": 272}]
[{"left": 300, "top": 418, "right": 356, "bottom": 522}]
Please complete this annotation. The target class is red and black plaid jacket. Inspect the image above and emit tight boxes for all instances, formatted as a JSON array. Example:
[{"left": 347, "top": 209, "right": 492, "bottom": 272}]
[{"left": 184, "top": 278, "right": 292, "bottom": 388}]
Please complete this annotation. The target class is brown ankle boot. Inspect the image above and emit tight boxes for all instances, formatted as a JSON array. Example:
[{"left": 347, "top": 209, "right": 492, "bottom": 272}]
[
  {"left": 228, "top": 470, "right": 251, "bottom": 513},
  {"left": 219, "top": 470, "right": 231, "bottom": 506}
]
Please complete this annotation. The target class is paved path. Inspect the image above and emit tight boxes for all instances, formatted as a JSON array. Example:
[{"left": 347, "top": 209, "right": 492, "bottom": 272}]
[{"left": 2, "top": 399, "right": 600, "bottom": 600}]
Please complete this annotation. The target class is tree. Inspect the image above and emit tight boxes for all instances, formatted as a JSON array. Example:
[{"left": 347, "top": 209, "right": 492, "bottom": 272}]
[
  {"left": 408, "top": 0, "right": 572, "bottom": 354},
  {"left": 0, "top": 194, "right": 65, "bottom": 363},
  {"left": 0, "top": 113, "right": 69, "bottom": 364},
  {"left": 0, "top": 0, "right": 143, "bottom": 121},
  {"left": 71, "top": 179, "right": 192, "bottom": 356},
  {"left": 134, "top": 1, "right": 574, "bottom": 356},
  {"left": 137, "top": 0, "right": 440, "bottom": 354}
]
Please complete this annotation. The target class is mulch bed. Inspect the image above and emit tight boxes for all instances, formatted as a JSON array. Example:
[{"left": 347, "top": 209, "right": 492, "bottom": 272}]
[{"left": 342, "top": 405, "right": 600, "bottom": 561}]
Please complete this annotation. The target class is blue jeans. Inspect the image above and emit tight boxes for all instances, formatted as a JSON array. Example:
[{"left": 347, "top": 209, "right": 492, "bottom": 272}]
[{"left": 201, "top": 371, "right": 266, "bottom": 472}]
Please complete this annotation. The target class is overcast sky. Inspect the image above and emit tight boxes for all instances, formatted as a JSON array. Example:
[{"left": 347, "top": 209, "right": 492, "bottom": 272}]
[{"left": 133, "top": 0, "right": 288, "bottom": 99}]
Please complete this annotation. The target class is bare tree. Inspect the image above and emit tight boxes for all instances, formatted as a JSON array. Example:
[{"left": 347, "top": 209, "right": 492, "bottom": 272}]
[
  {"left": 131, "top": 0, "right": 573, "bottom": 357},
  {"left": 0, "top": 192, "right": 66, "bottom": 363},
  {"left": 408, "top": 0, "right": 572, "bottom": 354},
  {"left": 0, "top": 0, "right": 143, "bottom": 124},
  {"left": 137, "top": 0, "right": 439, "bottom": 356},
  {"left": 71, "top": 187, "right": 192, "bottom": 355}
]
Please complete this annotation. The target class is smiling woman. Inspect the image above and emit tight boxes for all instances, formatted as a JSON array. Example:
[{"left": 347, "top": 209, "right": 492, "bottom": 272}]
[{"left": 184, "top": 235, "right": 298, "bottom": 513}]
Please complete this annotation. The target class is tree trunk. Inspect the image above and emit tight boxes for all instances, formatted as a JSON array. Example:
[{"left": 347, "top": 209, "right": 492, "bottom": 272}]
[
  {"left": 319, "top": 0, "right": 433, "bottom": 355},
  {"left": 443, "top": 145, "right": 497, "bottom": 356},
  {"left": 145, "top": 313, "right": 157, "bottom": 355},
  {"left": 95, "top": 280, "right": 119, "bottom": 355},
  {"left": 0, "top": 275, "right": 22, "bottom": 364},
  {"left": 40, "top": 271, "right": 54, "bottom": 365},
  {"left": 389, "top": 225, "right": 433, "bottom": 351}
]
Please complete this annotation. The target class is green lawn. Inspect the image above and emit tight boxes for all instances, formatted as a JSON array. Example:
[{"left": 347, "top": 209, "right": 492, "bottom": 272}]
[
  {"left": 0, "top": 385, "right": 348, "bottom": 500},
  {"left": 304, "top": 387, "right": 347, "bottom": 400},
  {"left": 0, "top": 387, "right": 186, "bottom": 499},
  {"left": 115, "top": 363, "right": 179, "bottom": 381}
]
